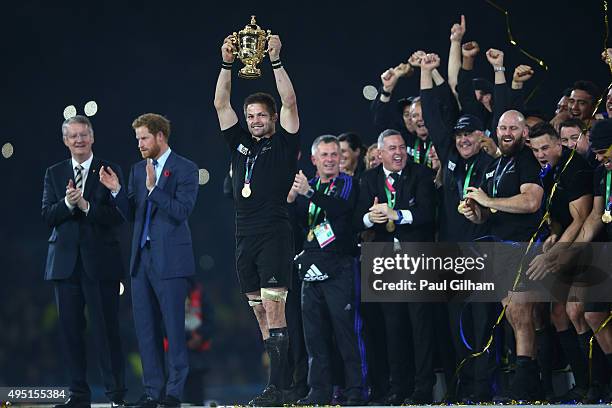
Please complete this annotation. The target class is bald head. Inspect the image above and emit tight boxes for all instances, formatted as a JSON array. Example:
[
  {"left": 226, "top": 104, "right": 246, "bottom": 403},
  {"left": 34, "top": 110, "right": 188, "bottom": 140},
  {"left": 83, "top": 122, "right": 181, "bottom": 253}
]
[{"left": 497, "top": 110, "right": 529, "bottom": 156}]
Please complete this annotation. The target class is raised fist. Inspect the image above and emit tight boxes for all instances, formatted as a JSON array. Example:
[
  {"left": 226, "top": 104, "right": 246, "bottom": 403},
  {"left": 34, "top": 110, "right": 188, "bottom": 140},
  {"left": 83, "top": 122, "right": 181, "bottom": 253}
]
[
  {"left": 486, "top": 48, "right": 504, "bottom": 67},
  {"left": 409, "top": 50, "right": 426, "bottom": 68},
  {"left": 221, "top": 35, "right": 236, "bottom": 63},
  {"left": 513, "top": 65, "right": 534, "bottom": 83},
  {"left": 461, "top": 41, "right": 480, "bottom": 58},
  {"left": 268, "top": 35, "right": 282, "bottom": 61},
  {"left": 421, "top": 53, "right": 440, "bottom": 71}
]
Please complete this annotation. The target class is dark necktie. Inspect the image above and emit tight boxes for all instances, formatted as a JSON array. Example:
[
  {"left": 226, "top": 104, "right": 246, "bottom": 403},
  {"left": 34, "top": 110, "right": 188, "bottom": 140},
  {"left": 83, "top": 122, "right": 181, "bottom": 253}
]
[
  {"left": 389, "top": 172, "right": 400, "bottom": 184},
  {"left": 140, "top": 159, "right": 158, "bottom": 248}
]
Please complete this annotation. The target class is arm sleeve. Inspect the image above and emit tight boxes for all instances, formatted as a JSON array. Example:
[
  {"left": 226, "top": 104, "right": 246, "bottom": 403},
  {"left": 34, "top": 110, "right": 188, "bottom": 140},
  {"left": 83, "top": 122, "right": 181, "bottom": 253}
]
[
  {"left": 87, "top": 165, "right": 126, "bottom": 226},
  {"left": 420, "top": 87, "right": 453, "bottom": 164},
  {"left": 371, "top": 95, "right": 403, "bottom": 134},
  {"left": 457, "top": 68, "right": 487, "bottom": 121},
  {"left": 41, "top": 168, "right": 74, "bottom": 227}
]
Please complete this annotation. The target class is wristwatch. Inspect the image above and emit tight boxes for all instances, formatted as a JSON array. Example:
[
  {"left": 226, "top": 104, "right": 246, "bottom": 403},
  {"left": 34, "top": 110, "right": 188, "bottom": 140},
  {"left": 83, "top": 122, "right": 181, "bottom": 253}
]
[{"left": 305, "top": 188, "right": 315, "bottom": 199}]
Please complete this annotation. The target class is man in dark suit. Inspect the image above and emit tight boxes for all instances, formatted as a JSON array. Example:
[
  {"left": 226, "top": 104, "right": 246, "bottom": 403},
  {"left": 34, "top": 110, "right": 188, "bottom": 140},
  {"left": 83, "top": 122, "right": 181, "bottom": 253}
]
[
  {"left": 100, "top": 113, "right": 199, "bottom": 408},
  {"left": 356, "top": 129, "right": 436, "bottom": 405},
  {"left": 42, "top": 115, "right": 127, "bottom": 408}
]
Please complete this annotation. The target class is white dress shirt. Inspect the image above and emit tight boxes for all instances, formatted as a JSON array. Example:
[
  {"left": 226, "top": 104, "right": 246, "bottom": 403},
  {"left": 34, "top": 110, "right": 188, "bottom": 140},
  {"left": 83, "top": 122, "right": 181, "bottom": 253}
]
[{"left": 65, "top": 154, "right": 93, "bottom": 214}]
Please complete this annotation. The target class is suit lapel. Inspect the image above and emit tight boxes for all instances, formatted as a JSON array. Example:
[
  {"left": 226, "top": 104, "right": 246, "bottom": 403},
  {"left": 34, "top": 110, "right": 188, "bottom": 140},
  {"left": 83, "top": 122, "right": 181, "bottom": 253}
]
[
  {"left": 156, "top": 152, "right": 174, "bottom": 192},
  {"left": 63, "top": 159, "right": 74, "bottom": 187},
  {"left": 83, "top": 158, "right": 100, "bottom": 200},
  {"left": 377, "top": 167, "right": 387, "bottom": 205},
  {"left": 150, "top": 152, "right": 175, "bottom": 217}
]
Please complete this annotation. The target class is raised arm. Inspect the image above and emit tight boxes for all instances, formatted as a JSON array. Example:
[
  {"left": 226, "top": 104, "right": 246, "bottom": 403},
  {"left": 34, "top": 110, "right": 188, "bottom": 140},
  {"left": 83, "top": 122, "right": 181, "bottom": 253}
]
[
  {"left": 213, "top": 36, "right": 239, "bottom": 131},
  {"left": 448, "top": 15, "right": 466, "bottom": 101},
  {"left": 268, "top": 35, "right": 299, "bottom": 134}
]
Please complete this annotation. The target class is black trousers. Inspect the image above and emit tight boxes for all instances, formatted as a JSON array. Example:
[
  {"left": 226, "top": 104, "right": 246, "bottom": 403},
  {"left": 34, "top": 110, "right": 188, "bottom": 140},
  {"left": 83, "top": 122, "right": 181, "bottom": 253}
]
[
  {"left": 380, "top": 301, "right": 435, "bottom": 395},
  {"left": 285, "top": 265, "right": 308, "bottom": 389},
  {"left": 301, "top": 256, "right": 363, "bottom": 397},
  {"left": 54, "top": 255, "right": 126, "bottom": 401},
  {"left": 447, "top": 302, "right": 498, "bottom": 397}
]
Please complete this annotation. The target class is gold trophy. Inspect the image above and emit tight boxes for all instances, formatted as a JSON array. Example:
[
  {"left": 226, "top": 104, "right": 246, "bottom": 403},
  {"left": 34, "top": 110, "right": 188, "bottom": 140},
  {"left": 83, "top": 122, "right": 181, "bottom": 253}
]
[{"left": 229, "top": 16, "right": 271, "bottom": 79}]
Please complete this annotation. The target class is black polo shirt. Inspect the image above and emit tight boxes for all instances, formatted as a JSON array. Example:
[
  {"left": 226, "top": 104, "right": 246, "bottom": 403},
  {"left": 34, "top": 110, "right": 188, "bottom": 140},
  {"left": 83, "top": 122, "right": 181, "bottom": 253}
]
[
  {"left": 541, "top": 147, "right": 593, "bottom": 232},
  {"left": 480, "top": 145, "right": 543, "bottom": 242},
  {"left": 222, "top": 123, "right": 299, "bottom": 236}
]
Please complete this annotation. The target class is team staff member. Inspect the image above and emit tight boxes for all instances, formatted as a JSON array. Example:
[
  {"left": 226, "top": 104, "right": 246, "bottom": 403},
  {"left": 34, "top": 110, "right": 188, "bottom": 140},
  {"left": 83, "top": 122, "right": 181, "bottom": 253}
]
[
  {"left": 43, "top": 115, "right": 127, "bottom": 408},
  {"left": 463, "top": 110, "right": 544, "bottom": 402},
  {"left": 356, "top": 129, "right": 436, "bottom": 405},
  {"left": 419, "top": 53, "right": 497, "bottom": 402},
  {"left": 214, "top": 34, "right": 299, "bottom": 405},
  {"left": 526, "top": 122, "right": 593, "bottom": 402},
  {"left": 288, "top": 135, "right": 364, "bottom": 406}
]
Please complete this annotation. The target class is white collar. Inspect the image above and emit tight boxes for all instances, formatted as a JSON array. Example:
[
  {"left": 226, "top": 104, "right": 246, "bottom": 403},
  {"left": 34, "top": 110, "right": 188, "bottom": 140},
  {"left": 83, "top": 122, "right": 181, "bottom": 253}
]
[{"left": 71, "top": 154, "right": 93, "bottom": 171}]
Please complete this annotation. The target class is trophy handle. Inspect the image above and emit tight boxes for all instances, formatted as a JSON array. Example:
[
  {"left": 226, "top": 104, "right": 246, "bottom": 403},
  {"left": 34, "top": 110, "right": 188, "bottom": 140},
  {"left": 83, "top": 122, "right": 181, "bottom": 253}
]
[
  {"left": 229, "top": 32, "right": 239, "bottom": 55},
  {"left": 263, "top": 30, "right": 272, "bottom": 59}
]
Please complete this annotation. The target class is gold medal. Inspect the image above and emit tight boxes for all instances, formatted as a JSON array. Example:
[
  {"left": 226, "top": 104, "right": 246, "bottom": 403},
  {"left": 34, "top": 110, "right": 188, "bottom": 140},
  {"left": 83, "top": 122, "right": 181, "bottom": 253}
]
[
  {"left": 457, "top": 200, "right": 466, "bottom": 214},
  {"left": 307, "top": 230, "right": 315, "bottom": 242},
  {"left": 490, "top": 208, "right": 498, "bottom": 213},
  {"left": 386, "top": 220, "right": 396, "bottom": 232},
  {"left": 241, "top": 183, "right": 251, "bottom": 198},
  {"left": 602, "top": 210, "right": 612, "bottom": 224}
]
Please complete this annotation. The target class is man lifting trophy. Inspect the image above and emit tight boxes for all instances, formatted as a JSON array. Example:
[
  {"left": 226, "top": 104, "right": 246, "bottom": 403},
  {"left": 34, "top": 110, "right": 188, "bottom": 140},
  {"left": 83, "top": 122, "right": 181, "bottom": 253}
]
[{"left": 214, "top": 20, "right": 301, "bottom": 405}]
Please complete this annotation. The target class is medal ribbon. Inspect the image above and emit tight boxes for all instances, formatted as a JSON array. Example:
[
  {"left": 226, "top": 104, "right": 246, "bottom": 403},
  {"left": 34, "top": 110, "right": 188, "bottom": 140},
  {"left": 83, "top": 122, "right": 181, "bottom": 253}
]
[
  {"left": 459, "top": 161, "right": 476, "bottom": 200},
  {"left": 413, "top": 140, "right": 432, "bottom": 167},
  {"left": 384, "top": 176, "right": 396, "bottom": 209},
  {"left": 606, "top": 170, "right": 612, "bottom": 211},
  {"left": 307, "top": 179, "right": 335, "bottom": 228},
  {"left": 243, "top": 139, "right": 270, "bottom": 186},
  {"left": 491, "top": 157, "right": 514, "bottom": 198}
]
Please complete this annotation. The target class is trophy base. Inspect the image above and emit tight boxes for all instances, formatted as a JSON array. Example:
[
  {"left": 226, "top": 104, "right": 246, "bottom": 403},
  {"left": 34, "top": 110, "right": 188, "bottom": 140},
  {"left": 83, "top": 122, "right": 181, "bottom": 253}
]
[{"left": 238, "top": 66, "right": 262, "bottom": 79}]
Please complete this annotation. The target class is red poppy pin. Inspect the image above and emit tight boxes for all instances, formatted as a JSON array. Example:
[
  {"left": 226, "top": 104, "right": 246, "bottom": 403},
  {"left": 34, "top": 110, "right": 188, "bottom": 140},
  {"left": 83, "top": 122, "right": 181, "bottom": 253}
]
[{"left": 164, "top": 170, "right": 171, "bottom": 177}]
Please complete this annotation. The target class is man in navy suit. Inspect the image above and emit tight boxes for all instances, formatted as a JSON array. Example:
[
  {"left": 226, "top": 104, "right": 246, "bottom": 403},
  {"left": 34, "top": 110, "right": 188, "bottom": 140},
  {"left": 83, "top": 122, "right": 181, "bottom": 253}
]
[
  {"left": 42, "top": 115, "right": 127, "bottom": 408},
  {"left": 100, "top": 113, "right": 199, "bottom": 408}
]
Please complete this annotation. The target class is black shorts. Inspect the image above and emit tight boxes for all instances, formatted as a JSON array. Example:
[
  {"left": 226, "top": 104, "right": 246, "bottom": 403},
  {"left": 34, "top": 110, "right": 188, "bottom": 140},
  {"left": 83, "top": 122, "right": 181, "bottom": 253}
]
[
  {"left": 235, "top": 226, "right": 294, "bottom": 294},
  {"left": 583, "top": 302, "right": 612, "bottom": 313}
]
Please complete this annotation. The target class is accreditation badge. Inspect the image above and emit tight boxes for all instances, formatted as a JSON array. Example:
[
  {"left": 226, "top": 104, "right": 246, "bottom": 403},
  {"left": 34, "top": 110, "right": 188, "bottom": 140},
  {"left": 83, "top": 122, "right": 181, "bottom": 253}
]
[{"left": 314, "top": 220, "right": 336, "bottom": 248}]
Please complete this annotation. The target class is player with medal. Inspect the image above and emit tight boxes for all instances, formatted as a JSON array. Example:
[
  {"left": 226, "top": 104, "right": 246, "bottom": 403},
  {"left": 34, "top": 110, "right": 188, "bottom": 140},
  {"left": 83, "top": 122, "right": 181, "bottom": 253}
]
[{"left": 214, "top": 32, "right": 300, "bottom": 405}]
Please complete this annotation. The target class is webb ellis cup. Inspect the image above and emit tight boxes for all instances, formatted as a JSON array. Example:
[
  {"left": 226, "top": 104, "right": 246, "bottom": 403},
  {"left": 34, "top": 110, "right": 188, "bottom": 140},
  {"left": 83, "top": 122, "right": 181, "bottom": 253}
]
[{"left": 229, "top": 16, "right": 271, "bottom": 79}]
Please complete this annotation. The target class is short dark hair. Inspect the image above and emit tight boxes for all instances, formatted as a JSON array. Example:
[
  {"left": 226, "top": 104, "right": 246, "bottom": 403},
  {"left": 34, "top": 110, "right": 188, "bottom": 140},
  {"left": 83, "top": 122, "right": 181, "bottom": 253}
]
[
  {"left": 529, "top": 121, "right": 559, "bottom": 140},
  {"left": 561, "top": 87, "right": 572, "bottom": 98},
  {"left": 338, "top": 132, "right": 364, "bottom": 152},
  {"left": 522, "top": 109, "right": 550, "bottom": 123},
  {"left": 572, "top": 80, "right": 602, "bottom": 104},
  {"left": 243, "top": 92, "right": 277, "bottom": 116},
  {"left": 558, "top": 118, "right": 585, "bottom": 133},
  {"left": 132, "top": 113, "right": 171, "bottom": 139}
]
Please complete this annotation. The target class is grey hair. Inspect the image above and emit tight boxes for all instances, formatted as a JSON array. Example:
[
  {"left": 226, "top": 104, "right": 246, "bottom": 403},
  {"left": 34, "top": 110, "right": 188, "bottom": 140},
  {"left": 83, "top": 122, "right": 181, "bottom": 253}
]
[
  {"left": 377, "top": 129, "right": 403, "bottom": 149},
  {"left": 311, "top": 134, "right": 339, "bottom": 155},
  {"left": 62, "top": 115, "right": 94, "bottom": 138}
]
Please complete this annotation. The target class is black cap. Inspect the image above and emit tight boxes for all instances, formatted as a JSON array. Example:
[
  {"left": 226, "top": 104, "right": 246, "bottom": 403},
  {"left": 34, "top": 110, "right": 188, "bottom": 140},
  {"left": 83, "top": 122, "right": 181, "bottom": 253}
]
[
  {"left": 472, "top": 78, "right": 493, "bottom": 95},
  {"left": 454, "top": 114, "right": 484, "bottom": 134},
  {"left": 590, "top": 119, "right": 612, "bottom": 150},
  {"left": 396, "top": 96, "right": 417, "bottom": 114}
]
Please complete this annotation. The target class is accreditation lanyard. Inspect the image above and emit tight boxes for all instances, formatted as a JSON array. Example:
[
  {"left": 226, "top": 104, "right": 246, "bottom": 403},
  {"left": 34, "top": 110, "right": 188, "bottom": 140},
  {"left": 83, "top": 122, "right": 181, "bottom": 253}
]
[
  {"left": 457, "top": 161, "right": 476, "bottom": 200},
  {"left": 308, "top": 179, "right": 335, "bottom": 228},
  {"left": 384, "top": 177, "right": 397, "bottom": 209},
  {"left": 492, "top": 157, "right": 514, "bottom": 198},
  {"left": 413, "top": 139, "right": 432, "bottom": 166},
  {"left": 244, "top": 139, "right": 270, "bottom": 186},
  {"left": 606, "top": 170, "right": 612, "bottom": 211}
]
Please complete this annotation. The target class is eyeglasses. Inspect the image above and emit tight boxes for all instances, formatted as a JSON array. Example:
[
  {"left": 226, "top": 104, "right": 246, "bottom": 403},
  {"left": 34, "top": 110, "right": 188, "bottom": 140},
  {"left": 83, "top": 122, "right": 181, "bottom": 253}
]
[{"left": 66, "top": 133, "right": 91, "bottom": 141}]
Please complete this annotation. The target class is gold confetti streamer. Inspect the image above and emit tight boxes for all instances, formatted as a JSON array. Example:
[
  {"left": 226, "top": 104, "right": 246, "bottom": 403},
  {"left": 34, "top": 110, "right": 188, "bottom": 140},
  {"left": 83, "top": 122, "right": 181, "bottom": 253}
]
[{"left": 485, "top": 0, "right": 548, "bottom": 103}]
